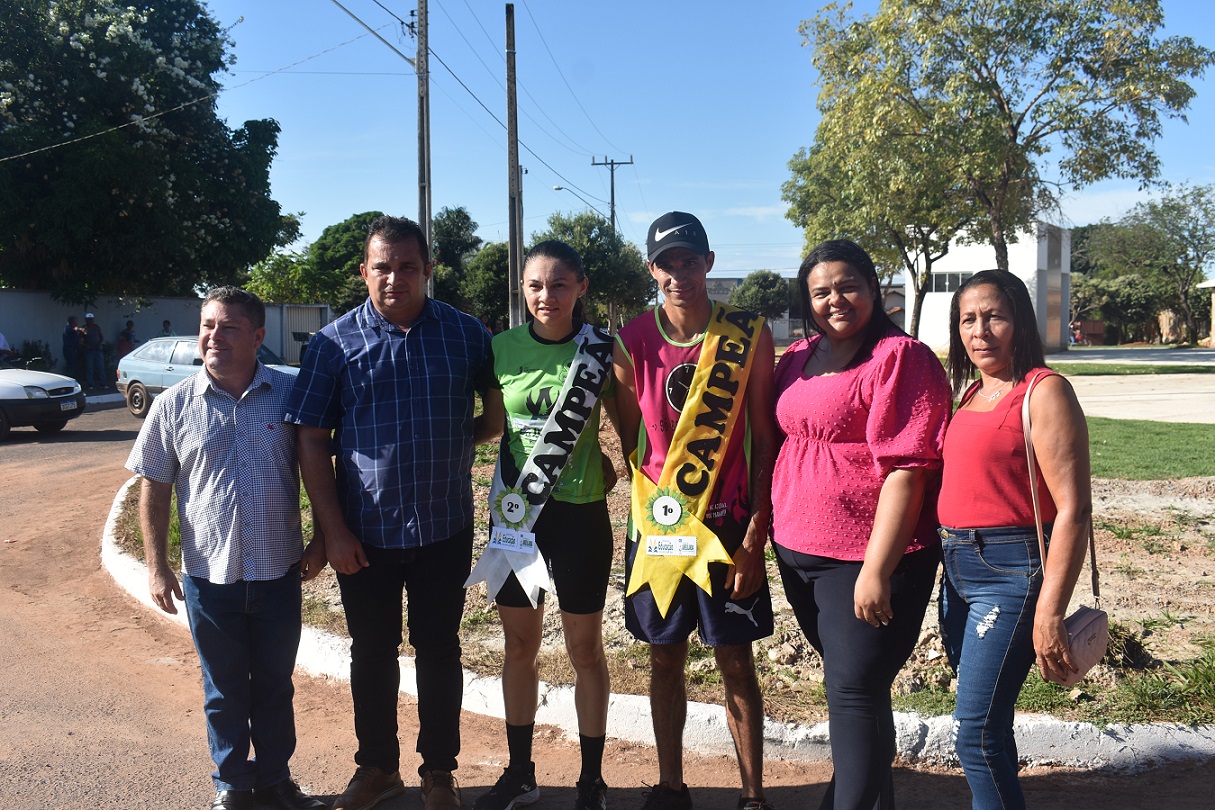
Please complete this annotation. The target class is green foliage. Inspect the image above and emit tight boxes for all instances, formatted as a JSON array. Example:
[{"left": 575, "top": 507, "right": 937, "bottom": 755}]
[
  {"left": 795, "top": 0, "right": 1215, "bottom": 276},
  {"left": 431, "top": 206, "right": 482, "bottom": 276},
  {"left": 531, "top": 211, "right": 655, "bottom": 328},
  {"left": 1087, "top": 185, "right": 1215, "bottom": 343},
  {"left": 729, "top": 270, "right": 790, "bottom": 320},
  {"left": 430, "top": 262, "right": 464, "bottom": 309},
  {"left": 17, "top": 339, "right": 54, "bottom": 371},
  {"left": 461, "top": 241, "right": 509, "bottom": 323},
  {"left": 0, "top": 1, "right": 292, "bottom": 302},
  {"left": 308, "top": 211, "right": 382, "bottom": 314},
  {"left": 1088, "top": 416, "right": 1215, "bottom": 480}
]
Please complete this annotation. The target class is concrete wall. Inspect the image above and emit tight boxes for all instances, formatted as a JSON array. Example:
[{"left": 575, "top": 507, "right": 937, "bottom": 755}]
[
  {"left": 905, "top": 222, "right": 1070, "bottom": 353},
  {"left": 0, "top": 290, "right": 331, "bottom": 372}
]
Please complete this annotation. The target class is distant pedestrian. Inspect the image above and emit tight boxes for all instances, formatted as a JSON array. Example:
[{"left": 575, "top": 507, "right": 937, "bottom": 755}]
[
  {"left": 81, "top": 313, "right": 105, "bottom": 389},
  {"left": 126, "top": 286, "right": 328, "bottom": 810},
  {"left": 62, "top": 316, "right": 83, "bottom": 377},
  {"left": 117, "top": 319, "right": 138, "bottom": 358},
  {"left": 160, "top": 319, "right": 175, "bottom": 337}
]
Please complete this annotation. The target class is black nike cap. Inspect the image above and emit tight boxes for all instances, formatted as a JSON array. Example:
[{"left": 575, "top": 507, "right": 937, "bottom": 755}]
[{"left": 646, "top": 211, "right": 710, "bottom": 262}]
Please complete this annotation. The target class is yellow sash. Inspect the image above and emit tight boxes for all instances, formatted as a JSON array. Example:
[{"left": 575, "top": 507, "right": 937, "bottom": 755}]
[{"left": 625, "top": 302, "right": 764, "bottom": 616}]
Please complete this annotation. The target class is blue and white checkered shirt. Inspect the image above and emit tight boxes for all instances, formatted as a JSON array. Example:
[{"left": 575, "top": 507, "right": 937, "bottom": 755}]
[
  {"left": 285, "top": 297, "right": 493, "bottom": 549},
  {"left": 126, "top": 364, "right": 303, "bottom": 584}
]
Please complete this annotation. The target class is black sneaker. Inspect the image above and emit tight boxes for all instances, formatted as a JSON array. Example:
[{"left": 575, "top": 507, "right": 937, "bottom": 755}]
[
  {"left": 474, "top": 767, "right": 540, "bottom": 810},
  {"left": 639, "top": 784, "right": 691, "bottom": 810},
  {"left": 574, "top": 778, "right": 608, "bottom": 810},
  {"left": 738, "top": 799, "right": 774, "bottom": 810}
]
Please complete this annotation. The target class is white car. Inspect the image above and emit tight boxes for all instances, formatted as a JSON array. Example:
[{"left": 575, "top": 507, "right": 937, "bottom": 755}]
[
  {"left": 116, "top": 336, "right": 299, "bottom": 418},
  {"left": 0, "top": 368, "right": 87, "bottom": 440}
]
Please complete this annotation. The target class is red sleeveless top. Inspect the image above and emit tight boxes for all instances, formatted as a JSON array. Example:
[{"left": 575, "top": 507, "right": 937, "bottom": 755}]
[{"left": 938, "top": 368, "right": 1058, "bottom": 528}]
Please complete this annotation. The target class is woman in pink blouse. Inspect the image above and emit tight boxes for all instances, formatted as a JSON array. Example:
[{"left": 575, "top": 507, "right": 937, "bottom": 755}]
[{"left": 771, "top": 240, "right": 951, "bottom": 809}]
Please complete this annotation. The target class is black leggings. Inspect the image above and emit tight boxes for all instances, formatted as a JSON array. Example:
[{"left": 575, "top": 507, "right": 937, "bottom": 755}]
[
  {"left": 493, "top": 498, "right": 614, "bottom": 614},
  {"left": 774, "top": 543, "right": 940, "bottom": 810}
]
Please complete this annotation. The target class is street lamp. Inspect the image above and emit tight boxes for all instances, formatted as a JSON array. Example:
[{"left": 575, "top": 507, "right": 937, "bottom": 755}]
[{"left": 552, "top": 186, "right": 610, "bottom": 222}]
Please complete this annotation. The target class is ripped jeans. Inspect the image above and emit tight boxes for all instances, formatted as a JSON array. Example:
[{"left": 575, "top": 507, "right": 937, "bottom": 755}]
[{"left": 939, "top": 524, "right": 1047, "bottom": 810}]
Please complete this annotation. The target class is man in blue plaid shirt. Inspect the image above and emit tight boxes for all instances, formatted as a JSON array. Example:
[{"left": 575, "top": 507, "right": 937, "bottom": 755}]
[
  {"left": 286, "top": 215, "right": 497, "bottom": 810},
  {"left": 127, "top": 287, "right": 327, "bottom": 810}
]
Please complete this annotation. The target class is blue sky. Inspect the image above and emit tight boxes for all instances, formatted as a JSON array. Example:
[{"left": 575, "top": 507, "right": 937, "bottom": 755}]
[{"left": 204, "top": 0, "right": 1215, "bottom": 275}]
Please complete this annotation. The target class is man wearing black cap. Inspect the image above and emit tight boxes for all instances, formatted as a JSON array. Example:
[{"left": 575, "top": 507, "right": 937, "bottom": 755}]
[{"left": 612, "top": 212, "right": 776, "bottom": 810}]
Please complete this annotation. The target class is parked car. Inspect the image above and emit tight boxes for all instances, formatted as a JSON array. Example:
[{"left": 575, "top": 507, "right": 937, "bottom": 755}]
[
  {"left": 116, "top": 336, "right": 299, "bottom": 418},
  {"left": 0, "top": 367, "right": 87, "bottom": 440}
]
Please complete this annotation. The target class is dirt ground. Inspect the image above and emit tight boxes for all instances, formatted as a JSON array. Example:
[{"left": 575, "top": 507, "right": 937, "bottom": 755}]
[
  {"left": 437, "top": 427, "right": 1215, "bottom": 728},
  {"left": 3, "top": 408, "right": 1215, "bottom": 809}
]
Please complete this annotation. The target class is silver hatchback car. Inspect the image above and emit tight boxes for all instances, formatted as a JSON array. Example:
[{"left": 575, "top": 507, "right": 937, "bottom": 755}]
[{"left": 116, "top": 336, "right": 299, "bottom": 418}]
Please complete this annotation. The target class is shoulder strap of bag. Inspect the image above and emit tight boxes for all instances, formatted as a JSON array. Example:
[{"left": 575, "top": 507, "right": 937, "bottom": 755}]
[{"left": 1022, "top": 371, "right": 1101, "bottom": 602}]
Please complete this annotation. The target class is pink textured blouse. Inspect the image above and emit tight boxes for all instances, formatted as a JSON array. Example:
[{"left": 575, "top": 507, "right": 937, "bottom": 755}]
[{"left": 771, "top": 332, "right": 951, "bottom": 561}]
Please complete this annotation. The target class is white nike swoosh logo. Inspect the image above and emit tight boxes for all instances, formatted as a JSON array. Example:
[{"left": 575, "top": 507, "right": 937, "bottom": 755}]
[{"left": 654, "top": 223, "right": 694, "bottom": 240}]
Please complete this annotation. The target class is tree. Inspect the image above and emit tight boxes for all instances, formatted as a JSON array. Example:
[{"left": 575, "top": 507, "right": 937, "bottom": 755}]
[
  {"left": 308, "top": 211, "right": 382, "bottom": 314},
  {"left": 729, "top": 270, "right": 789, "bottom": 320},
  {"left": 1088, "top": 185, "right": 1215, "bottom": 343},
  {"left": 461, "top": 241, "right": 509, "bottom": 323},
  {"left": 784, "top": 131, "right": 976, "bottom": 337},
  {"left": 802, "top": 0, "right": 1215, "bottom": 273},
  {"left": 531, "top": 211, "right": 654, "bottom": 329},
  {"left": 431, "top": 206, "right": 481, "bottom": 275},
  {"left": 0, "top": 1, "right": 292, "bottom": 302}
]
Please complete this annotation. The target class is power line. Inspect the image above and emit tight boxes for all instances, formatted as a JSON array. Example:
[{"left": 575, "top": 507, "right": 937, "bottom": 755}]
[
  {"left": 518, "top": 0, "right": 628, "bottom": 155},
  {"left": 439, "top": 0, "right": 597, "bottom": 159},
  {"left": 327, "top": 0, "right": 415, "bottom": 67},
  {"left": 0, "top": 29, "right": 380, "bottom": 165}
]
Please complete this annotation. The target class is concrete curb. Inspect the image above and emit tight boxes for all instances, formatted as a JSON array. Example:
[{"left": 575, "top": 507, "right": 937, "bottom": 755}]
[{"left": 101, "top": 478, "right": 1215, "bottom": 773}]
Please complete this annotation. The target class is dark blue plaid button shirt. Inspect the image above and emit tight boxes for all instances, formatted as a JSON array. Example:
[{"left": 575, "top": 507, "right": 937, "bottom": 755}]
[{"left": 285, "top": 297, "right": 493, "bottom": 549}]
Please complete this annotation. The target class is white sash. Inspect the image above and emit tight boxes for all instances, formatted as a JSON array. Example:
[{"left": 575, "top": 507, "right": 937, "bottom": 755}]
[{"left": 465, "top": 323, "right": 613, "bottom": 607}]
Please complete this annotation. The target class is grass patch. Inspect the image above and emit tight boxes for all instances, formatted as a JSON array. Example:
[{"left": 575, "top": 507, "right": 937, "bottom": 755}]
[
  {"left": 894, "top": 683, "right": 956, "bottom": 717},
  {"left": 1096, "top": 518, "right": 1169, "bottom": 554},
  {"left": 1088, "top": 417, "right": 1215, "bottom": 479},
  {"left": 302, "top": 592, "right": 348, "bottom": 636},
  {"left": 1050, "top": 363, "right": 1215, "bottom": 376}
]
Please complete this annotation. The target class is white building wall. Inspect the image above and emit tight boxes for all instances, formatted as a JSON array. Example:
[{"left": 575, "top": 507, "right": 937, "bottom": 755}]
[
  {"left": 0, "top": 290, "right": 331, "bottom": 371},
  {"left": 906, "top": 223, "right": 1070, "bottom": 353}
]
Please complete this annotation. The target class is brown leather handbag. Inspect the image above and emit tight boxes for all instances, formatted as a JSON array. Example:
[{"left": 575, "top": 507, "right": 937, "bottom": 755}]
[{"left": 1023, "top": 371, "right": 1109, "bottom": 687}]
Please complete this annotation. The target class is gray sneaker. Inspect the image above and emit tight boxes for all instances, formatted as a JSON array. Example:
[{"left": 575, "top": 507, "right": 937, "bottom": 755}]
[{"left": 473, "top": 767, "right": 539, "bottom": 810}]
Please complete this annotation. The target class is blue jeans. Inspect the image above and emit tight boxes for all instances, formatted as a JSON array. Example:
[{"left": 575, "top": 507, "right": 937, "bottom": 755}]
[
  {"left": 939, "top": 525, "right": 1048, "bottom": 810},
  {"left": 336, "top": 526, "right": 473, "bottom": 776},
  {"left": 775, "top": 543, "right": 940, "bottom": 810},
  {"left": 184, "top": 568, "right": 302, "bottom": 791},
  {"left": 83, "top": 348, "right": 104, "bottom": 388}
]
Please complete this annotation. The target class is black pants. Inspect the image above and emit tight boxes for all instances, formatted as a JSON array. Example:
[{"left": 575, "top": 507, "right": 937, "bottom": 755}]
[
  {"left": 337, "top": 526, "right": 474, "bottom": 776},
  {"left": 775, "top": 543, "right": 940, "bottom": 810}
]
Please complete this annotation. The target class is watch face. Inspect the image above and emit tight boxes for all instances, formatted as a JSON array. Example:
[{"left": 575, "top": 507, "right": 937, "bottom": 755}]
[{"left": 665, "top": 363, "right": 696, "bottom": 412}]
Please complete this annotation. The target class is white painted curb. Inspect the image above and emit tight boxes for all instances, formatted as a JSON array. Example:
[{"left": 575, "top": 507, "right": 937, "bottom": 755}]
[{"left": 102, "top": 478, "right": 1215, "bottom": 773}]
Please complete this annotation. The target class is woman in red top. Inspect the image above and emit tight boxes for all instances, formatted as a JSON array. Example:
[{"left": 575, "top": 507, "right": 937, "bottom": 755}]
[
  {"left": 771, "top": 240, "right": 951, "bottom": 809},
  {"left": 938, "top": 270, "right": 1091, "bottom": 810}
]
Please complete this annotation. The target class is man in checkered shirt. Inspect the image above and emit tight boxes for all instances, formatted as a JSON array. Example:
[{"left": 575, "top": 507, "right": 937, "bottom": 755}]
[
  {"left": 285, "top": 215, "right": 497, "bottom": 810},
  {"left": 127, "top": 287, "right": 326, "bottom": 810}
]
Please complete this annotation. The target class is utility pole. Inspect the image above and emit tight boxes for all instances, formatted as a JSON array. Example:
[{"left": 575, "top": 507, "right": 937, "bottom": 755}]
[
  {"left": 591, "top": 155, "right": 632, "bottom": 235},
  {"left": 416, "top": 0, "right": 431, "bottom": 251},
  {"left": 506, "top": 4, "right": 524, "bottom": 327}
]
